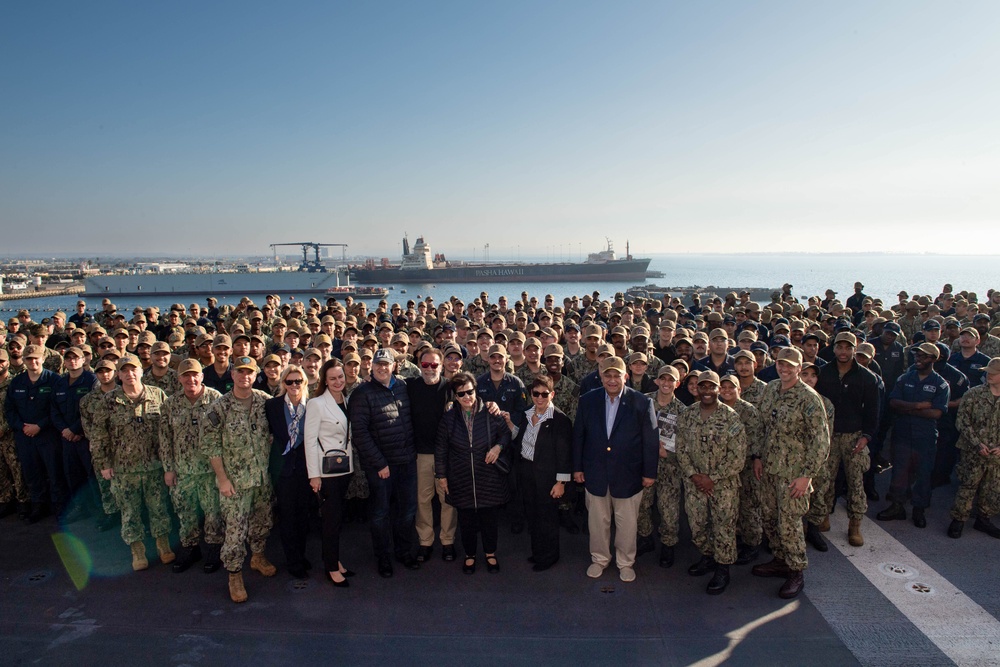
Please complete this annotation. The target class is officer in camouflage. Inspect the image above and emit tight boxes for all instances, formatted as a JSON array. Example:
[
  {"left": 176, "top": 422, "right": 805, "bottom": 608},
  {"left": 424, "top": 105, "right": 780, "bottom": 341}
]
[
  {"left": 78, "top": 359, "right": 120, "bottom": 531},
  {"left": 159, "top": 359, "right": 224, "bottom": 574},
  {"left": 0, "top": 349, "right": 30, "bottom": 519},
  {"left": 752, "top": 347, "right": 830, "bottom": 599},
  {"left": 948, "top": 357, "right": 1000, "bottom": 539},
  {"left": 144, "top": 341, "right": 181, "bottom": 396},
  {"left": 89, "top": 354, "right": 175, "bottom": 571},
  {"left": 676, "top": 371, "right": 747, "bottom": 595},
  {"left": 204, "top": 355, "right": 276, "bottom": 603}
]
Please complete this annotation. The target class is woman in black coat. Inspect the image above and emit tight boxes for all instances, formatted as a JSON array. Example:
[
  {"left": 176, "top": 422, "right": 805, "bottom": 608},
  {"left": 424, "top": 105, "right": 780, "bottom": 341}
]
[
  {"left": 513, "top": 375, "right": 573, "bottom": 571},
  {"left": 435, "top": 372, "right": 510, "bottom": 574}
]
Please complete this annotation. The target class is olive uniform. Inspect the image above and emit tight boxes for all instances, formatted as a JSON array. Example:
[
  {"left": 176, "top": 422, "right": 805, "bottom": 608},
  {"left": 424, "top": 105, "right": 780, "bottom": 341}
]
[
  {"left": 79, "top": 387, "right": 118, "bottom": 517},
  {"left": 950, "top": 385, "right": 1000, "bottom": 522},
  {"left": 0, "top": 375, "right": 29, "bottom": 507},
  {"left": 145, "top": 368, "right": 182, "bottom": 397},
  {"left": 637, "top": 394, "right": 686, "bottom": 547}
]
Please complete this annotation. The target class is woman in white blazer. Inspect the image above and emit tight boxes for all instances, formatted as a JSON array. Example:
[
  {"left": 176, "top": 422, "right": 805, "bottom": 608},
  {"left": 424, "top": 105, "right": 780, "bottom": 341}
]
[{"left": 305, "top": 359, "right": 355, "bottom": 587}]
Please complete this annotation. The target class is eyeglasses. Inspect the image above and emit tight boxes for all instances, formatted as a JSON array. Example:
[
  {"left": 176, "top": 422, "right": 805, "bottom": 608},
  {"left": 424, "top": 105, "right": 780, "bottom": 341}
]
[
  {"left": 454, "top": 389, "right": 476, "bottom": 398},
  {"left": 531, "top": 391, "right": 551, "bottom": 398},
  {"left": 284, "top": 379, "right": 304, "bottom": 386},
  {"left": 420, "top": 362, "right": 439, "bottom": 369}
]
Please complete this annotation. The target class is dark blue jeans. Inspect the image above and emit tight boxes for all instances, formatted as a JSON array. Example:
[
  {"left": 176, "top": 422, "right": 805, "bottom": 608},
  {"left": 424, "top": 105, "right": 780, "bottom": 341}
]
[
  {"left": 366, "top": 459, "right": 418, "bottom": 561},
  {"left": 889, "top": 425, "right": 937, "bottom": 509},
  {"left": 16, "top": 432, "right": 67, "bottom": 505}
]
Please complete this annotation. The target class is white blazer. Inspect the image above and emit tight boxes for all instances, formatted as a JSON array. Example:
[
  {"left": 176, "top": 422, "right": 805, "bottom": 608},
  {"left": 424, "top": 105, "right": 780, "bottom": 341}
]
[{"left": 304, "top": 392, "right": 353, "bottom": 478}]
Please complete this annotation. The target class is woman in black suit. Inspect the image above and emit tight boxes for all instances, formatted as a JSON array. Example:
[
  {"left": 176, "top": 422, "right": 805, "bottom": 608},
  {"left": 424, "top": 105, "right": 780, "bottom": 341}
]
[
  {"left": 264, "top": 364, "right": 313, "bottom": 579},
  {"left": 514, "top": 375, "right": 574, "bottom": 571}
]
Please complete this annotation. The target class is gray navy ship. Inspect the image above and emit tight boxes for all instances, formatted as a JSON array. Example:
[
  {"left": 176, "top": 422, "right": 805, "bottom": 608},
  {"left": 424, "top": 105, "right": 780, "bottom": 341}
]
[{"left": 351, "top": 236, "right": 651, "bottom": 284}]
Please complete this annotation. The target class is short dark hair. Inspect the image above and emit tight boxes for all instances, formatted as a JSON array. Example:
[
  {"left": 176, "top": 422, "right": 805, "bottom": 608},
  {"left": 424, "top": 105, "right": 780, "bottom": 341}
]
[
  {"left": 529, "top": 375, "right": 553, "bottom": 393},
  {"left": 449, "top": 372, "right": 477, "bottom": 394}
]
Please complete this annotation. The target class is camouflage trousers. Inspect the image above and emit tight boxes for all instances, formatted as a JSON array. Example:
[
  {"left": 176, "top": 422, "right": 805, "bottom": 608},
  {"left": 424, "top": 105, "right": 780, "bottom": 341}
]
[
  {"left": 737, "top": 460, "right": 762, "bottom": 547},
  {"left": 804, "top": 451, "right": 832, "bottom": 527},
  {"left": 637, "top": 454, "right": 683, "bottom": 546},
  {"left": 171, "top": 472, "right": 224, "bottom": 548},
  {"left": 0, "top": 435, "right": 29, "bottom": 504},
  {"left": 96, "top": 475, "right": 117, "bottom": 515},
  {"left": 950, "top": 450, "right": 1000, "bottom": 522},
  {"left": 220, "top": 484, "right": 273, "bottom": 572},
  {"left": 761, "top": 472, "right": 810, "bottom": 572},
  {"left": 685, "top": 476, "right": 739, "bottom": 565},
  {"left": 817, "top": 432, "right": 870, "bottom": 521},
  {"left": 111, "top": 469, "right": 172, "bottom": 545}
]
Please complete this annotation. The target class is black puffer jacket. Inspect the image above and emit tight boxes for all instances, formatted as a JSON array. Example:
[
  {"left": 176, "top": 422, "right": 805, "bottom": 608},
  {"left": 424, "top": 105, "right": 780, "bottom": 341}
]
[
  {"left": 435, "top": 402, "right": 511, "bottom": 509},
  {"left": 349, "top": 377, "right": 415, "bottom": 471}
]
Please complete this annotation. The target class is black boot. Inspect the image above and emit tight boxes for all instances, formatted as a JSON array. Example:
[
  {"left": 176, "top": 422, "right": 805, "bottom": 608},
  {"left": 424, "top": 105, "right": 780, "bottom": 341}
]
[
  {"left": 16, "top": 502, "right": 30, "bottom": 521},
  {"left": 805, "top": 522, "right": 828, "bottom": 552},
  {"left": 636, "top": 534, "right": 655, "bottom": 556},
  {"left": 876, "top": 502, "right": 906, "bottom": 521},
  {"left": 25, "top": 503, "right": 49, "bottom": 524},
  {"left": 707, "top": 564, "right": 730, "bottom": 595},
  {"left": 0, "top": 501, "right": 15, "bottom": 519},
  {"left": 95, "top": 511, "right": 118, "bottom": 532},
  {"left": 947, "top": 519, "right": 964, "bottom": 539},
  {"left": 61, "top": 503, "right": 89, "bottom": 524},
  {"left": 912, "top": 507, "right": 927, "bottom": 528},
  {"left": 172, "top": 545, "right": 203, "bottom": 573},
  {"left": 203, "top": 544, "right": 222, "bottom": 573},
  {"left": 687, "top": 555, "right": 715, "bottom": 576},
  {"left": 974, "top": 515, "right": 1000, "bottom": 539},
  {"left": 735, "top": 543, "right": 760, "bottom": 565},
  {"left": 659, "top": 544, "right": 674, "bottom": 569}
]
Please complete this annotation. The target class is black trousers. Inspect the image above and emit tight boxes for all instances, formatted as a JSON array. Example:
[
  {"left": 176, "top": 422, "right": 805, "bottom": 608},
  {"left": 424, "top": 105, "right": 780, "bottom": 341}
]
[
  {"left": 16, "top": 433, "right": 66, "bottom": 505},
  {"left": 519, "top": 458, "right": 560, "bottom": 567},
  {"left": 319, "top": 475, "right": 351, "bottom": 573},
  {"left": 277, "top": 466, "right": 312, "bottom": 570},
  {"left": 458, "top": 506, "right": 499, "bottom": 557}
]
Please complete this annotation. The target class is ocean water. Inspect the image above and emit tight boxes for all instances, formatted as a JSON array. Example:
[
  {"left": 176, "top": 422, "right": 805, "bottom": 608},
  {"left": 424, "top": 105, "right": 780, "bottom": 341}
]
[{"left": 3, "top": 253, "right": 998, "bottom": 318}]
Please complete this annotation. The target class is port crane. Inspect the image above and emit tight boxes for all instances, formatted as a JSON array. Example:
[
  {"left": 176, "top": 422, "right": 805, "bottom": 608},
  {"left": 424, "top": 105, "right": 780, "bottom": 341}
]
[{"left": 270, "top": 242, "right": 348, "bottom": 273}]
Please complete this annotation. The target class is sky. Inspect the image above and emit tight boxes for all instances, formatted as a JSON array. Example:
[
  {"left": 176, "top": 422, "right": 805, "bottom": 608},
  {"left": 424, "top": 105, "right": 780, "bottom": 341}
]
[{"left": 1, "top": 1, "right": 999, "bottom": 258}]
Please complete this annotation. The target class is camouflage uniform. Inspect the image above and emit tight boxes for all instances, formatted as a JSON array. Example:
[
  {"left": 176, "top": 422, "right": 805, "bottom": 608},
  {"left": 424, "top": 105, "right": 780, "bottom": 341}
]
[
  {"left": 515, "top": 363, "right": 546, "bottom": 387},
  {"left": 145, "top": 368, "right": 181, "bottom": 397},
  {"left": 395, "top": 358, "right": 421, "bottom": 380},
  {"left": 980, "top": 334, "right": 1000, "bottom": 359},
  {"left": 203, "top": 389, "right": 274, "bottom": 572},
  {"left": 807, "top": 396, "right": 841, "bottom": 524},
  {"left": 637, "top": 395, "right": 686, "bottom": 546},
  {"left": 79, "top": 387, "right": 117, "bottom": 515},
  {"left": 950, "top": 385, "right": 1000, "bottom": 521},
  {"left": 730, "top": 398, "right": 764, "bottom": 548},
  {"left": 89, "top": 385, "right": 172, "bottom": 545},
  {"left": 159, "top": 387, "right": 224, "bottom": 548},
  {"left": 676, "top": 402, "right": 747, "bottom": 565},
  {"left": 463, "top": 355, "right": 490, "bottom": 378},
  {"left": 570, "top": 355, "right": 600, "bottom": 384},
  {"left": 551, "top": 375, "right": 579, "bottom": 425},
  {"left": 42, "top": 347, "right": 63, "bottom": 374},
  {"left": 758, "top": 380, "right": 830, "bottom": 572},
  {"left": 740, "top": 377, "right": 768, "bottom": 407},
  {"left": 0, "top": 375, "right": 29, "bottom": 505}
]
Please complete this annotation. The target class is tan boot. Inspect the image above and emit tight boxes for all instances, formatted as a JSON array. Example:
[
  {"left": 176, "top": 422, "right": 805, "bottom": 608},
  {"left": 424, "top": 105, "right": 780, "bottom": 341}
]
[
  {"left": 228, "top": 571, "right": 248, "bottom": 603},
  {"left": 156, "top": 535, "right": 176, "bottom": 564},
  {"left": 848, "top": 518, "right": 864, "bottom": 547},
  {"left": 130, "top": 541, "right": 148, "bottom": 571},
  {"left": 818, "top": 516, "right": 830, "bottom": 532},
  {"left": 250, "top": 552, "right": 277, "bottom": 577}
]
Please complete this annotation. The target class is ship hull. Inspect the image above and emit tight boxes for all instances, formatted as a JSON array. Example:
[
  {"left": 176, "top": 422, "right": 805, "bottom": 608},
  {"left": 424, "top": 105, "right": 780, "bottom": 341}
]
[
  {"left": 352, "top": 259, "right": 651, "bottom": 284},
  {"left": 83, "top": 272, "right": 350, "bottom": 297}
]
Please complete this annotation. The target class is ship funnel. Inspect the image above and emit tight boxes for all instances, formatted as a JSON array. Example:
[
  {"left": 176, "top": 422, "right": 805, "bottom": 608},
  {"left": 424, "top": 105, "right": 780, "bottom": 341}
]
[{"left": 402, "top": 235, "right": 410, "bottom": 256}]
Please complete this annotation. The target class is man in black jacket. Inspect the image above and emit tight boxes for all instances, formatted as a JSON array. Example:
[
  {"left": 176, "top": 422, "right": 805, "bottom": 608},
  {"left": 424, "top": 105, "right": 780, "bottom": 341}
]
[
  {"left": 350, "top": 348, "right": 420, "bottom": 577},
  {"left": 406, "top": 347, "right": 456, "bottom": 563},
  {"left": 815, "top": 332, "right": 881, "bottom": 547}
]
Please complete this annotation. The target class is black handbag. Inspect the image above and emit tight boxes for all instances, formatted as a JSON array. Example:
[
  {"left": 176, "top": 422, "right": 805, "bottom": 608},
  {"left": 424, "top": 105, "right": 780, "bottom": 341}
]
[
  {"left": 488, "top": 411, "right": 511, "bottom": 475},
  {"left": 320, "top": 419, "right": 352, "bottom": 475}
]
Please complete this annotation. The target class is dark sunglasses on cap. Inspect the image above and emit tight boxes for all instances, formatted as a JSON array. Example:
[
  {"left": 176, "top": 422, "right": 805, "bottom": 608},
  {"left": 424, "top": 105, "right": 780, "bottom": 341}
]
[
  {"left": 531, "top": 391, "right": 551, "bottom": 398},
  {"left": 420, "top": 362, "right": 439, "bottom": 369},
  {"left": 454, "top": 389, "right": 476, "bottom": 398}
]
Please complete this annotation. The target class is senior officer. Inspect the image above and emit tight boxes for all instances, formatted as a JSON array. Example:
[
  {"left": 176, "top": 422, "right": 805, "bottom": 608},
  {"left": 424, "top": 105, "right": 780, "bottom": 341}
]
[
  {"left": 752, "top": 347, "right": 830, "bottom": 599},
  {"left": 572, "top": 356, "right": 658, "bottom": 583}
]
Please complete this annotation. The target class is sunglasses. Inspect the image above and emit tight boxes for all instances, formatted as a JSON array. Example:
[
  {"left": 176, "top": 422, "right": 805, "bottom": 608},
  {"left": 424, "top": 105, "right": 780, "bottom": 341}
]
[
  {"left": 284, "top": 379, "right": 304, "bottom": 386},
  {"left": 420, "top": 362, "right": 439, "bottom": 369},
  {"left": 531, "top": 391, "right": 551, "bottom": 398},
  {"left": 454, "top": 389, "right": 476, "bottom": 398}
]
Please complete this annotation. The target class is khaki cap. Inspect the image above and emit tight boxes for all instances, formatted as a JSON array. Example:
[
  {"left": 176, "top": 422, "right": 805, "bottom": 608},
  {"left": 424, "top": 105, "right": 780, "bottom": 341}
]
[
  {"left": 487, "top": 343, "right": 508, "bottom": 358},
  {"left": 630, "top": 327, "right": 650, "bottom": 340},
  {"left": 390, "top": 332, "right": 408, "bottom": 345},
  {"left": 709, "top": 328, "right": 728, "bottom": 340},
  {"left": 733, "top": 349, "right": 755, "bottom": 363},
  {"left": 116, "top": 353, "right": 141, "bottom": 370},
  {"left": 915, "top": 342, "right": 940, "bottom": 359},
  {"left": 508, "top": 331, "right": 527, "bottom": 343},
  {"left": 775, "top": 347, "right": 803, "bottom": 366},
  {"left": 834, "top": 332, "right": 858, "bottom": 347},
  {"left": 524, "top": 337, "right": 542, "bottom": 350},
  {"left": 137, "top": 331, "right": 157, "bottom": 346},
  {"left": 476, "top": 328, "right": 494, "bottom": 340},
  {"left": 94, "top": 359, "right": 116, "bottom": 372},
  {"left": 627, "top": 352, "right": 648, "bottom": 365},
  {"left": 63, "top": 346, "right": 84, "bottom": 358},
  {"left": 657, "top": 365, "right": 680, "bottom": 381},
  {"left": 596, "top": 343, "right": 616, "bottom": 357},
  {"left": 610, "top": 326, "right": 629, "bottom": 338},
  {"left": 583, "top": 324, "right": 603, "bottom": 339},
  {"left": 985, "top": 358, "right": 1000, "bottom": 375},
  {"left": 232, "top": 356, "right": 259, "bottom": 372},
  {"left": 304, "top": 348, "right": 323, "bottom": 359},
  {"left": 261, "top": 354, "right": 282, "bottom": 367},
  {"left": 177, "top": 359, "right": 203, "bottom": 375},
  {"left": 720, "top": 374, "right": 740, "bottom": 387},
  {"left": 344, "top": 352, "right": 362, "bottom": 365},
  {"left": 856, "top": 342, "right": 876, "bottom": 358},
  {"left": 599, "top": 356, "right": 627, "bottom": 374},
  {"left": 23, "top": 345, "right": 45, "bottom": 359},
  {"left": 212, "top": 334, "right": 232, "bottom": 348},
  {"left": 543, "top": 344, "right": 564, "bottom": 358},
  {"left": 698, "top": 371, "right": 721, "bottom": 386},
  {"left": 960, "top": 327, "right": 980, "bottom": 339},
  {"left": 692, "top": 332, "right": 709, "bottom": 343},
  {"left": 737, "top": 331, "right": 758, "bottom": 342}
]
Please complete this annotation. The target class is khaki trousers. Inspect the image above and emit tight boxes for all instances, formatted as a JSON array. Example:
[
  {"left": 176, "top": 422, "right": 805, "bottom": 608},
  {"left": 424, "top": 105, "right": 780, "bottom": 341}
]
[
  {"left": 586, "top": 488, "right": 644, "bottom": 569},
  {"left": 416, "top": 453, "right": 456, "bottom": 546}
]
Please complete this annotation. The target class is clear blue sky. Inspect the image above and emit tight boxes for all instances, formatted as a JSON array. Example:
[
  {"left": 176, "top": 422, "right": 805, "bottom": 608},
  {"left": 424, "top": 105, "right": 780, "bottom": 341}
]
[{"left": 2, "top": 1, "right": 998, "bottom": 258}]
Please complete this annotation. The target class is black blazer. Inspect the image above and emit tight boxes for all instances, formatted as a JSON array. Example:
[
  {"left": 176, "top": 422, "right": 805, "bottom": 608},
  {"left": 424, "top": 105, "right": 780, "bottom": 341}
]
[
  {"left": 513, "top": 408, "right": 573, "bottom": 482},
  {"left": 265, "top": 396, "right": 308, "bottom": 480}
]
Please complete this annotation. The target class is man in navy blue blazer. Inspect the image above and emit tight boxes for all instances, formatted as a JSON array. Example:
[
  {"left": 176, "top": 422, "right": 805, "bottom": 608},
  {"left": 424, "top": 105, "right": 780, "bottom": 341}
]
[{"left": 573, "top": 356, "right": 658, "bottom": 582}]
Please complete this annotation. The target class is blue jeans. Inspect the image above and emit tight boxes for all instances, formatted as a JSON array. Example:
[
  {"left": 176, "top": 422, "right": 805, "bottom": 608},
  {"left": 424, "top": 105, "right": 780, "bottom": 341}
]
[{"left": 366, "top": 459, "right": 418, "bottom": 560}]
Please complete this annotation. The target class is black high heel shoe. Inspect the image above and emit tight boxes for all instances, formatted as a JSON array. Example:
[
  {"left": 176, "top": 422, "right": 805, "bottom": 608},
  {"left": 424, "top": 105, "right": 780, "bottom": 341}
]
[
  {"left": 462, "top": 556, "right": 476, "bottom": 575},
  {"left": 485, "top": 554, "right": 499, "bottom": 574},
  {"left": 329, "top": 573, "right": 350, "bottom": 588}
]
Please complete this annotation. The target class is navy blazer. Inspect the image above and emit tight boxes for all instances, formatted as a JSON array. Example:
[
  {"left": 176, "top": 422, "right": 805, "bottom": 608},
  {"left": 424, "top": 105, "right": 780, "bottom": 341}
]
[{"left": 572, "top": 386, "right": 658, "bottom": 498}]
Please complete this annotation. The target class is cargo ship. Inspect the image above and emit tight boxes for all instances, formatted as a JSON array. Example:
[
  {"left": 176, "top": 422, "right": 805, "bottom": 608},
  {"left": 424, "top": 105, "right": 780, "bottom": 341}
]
[
  {"left": 351, "top": 236, "right": 651, "bottom": 284},
  {"left": 83, "top": 269, "right": 363, "bottom": 298}
]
